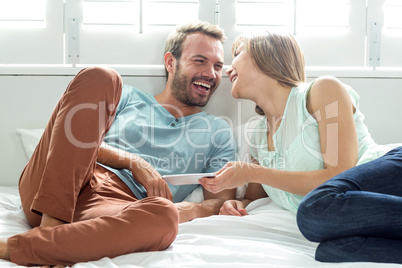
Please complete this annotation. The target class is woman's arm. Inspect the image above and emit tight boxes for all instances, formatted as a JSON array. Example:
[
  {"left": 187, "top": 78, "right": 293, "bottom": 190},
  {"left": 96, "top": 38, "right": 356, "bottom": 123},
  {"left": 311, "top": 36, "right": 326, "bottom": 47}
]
[
  {"left": 201, "top": 76, "right": 359, "bottom": 196},
  {"left": 218, "top": 157, "right": 268, "bottom": 216},
  {"left": 174, "top": 184, "right": 237, "bottom": 223},
  {"left": 218, "top": 182, "right": 268, "bottom": 216},
  {"left": 308, "top": 76, "right": 358, "bottom": 175}
]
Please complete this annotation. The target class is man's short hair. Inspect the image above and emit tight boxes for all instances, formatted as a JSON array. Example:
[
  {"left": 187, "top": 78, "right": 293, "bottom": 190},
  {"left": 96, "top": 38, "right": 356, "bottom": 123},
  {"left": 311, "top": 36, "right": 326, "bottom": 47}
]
[{"left": 164, "top": 21, "right": 226, "bottom": 79}]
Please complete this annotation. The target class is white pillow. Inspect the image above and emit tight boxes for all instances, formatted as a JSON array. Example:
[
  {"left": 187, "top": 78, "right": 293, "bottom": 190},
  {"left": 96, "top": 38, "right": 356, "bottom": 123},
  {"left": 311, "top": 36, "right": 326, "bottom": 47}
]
[
  {"left": 231, "top": 119, "right": 261, "bottom": 199},
  {"left": 232, "top": 119, "right": 260, "bottom": 163},
  {"left": 16, "top": 128, "right": 44, "bottom": 160},
  {"left": 232, "top": 123, "right": 251, "bottom": 162}
]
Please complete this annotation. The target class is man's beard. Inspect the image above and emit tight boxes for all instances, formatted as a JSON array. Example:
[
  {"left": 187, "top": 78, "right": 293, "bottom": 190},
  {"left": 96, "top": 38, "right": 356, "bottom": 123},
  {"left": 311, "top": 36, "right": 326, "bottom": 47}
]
[{"left": 171, "top": 63, "right": 216, "bottom": 107}]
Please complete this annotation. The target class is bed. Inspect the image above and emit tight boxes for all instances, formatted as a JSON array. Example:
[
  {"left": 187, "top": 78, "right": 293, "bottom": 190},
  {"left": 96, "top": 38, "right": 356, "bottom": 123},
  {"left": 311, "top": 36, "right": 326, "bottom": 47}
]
[
  {"left": 1, "top": 185, "right": 400, "bottom": 268},
  {"left": 2, "top": 67, "right": 402, "bottom": 268}
]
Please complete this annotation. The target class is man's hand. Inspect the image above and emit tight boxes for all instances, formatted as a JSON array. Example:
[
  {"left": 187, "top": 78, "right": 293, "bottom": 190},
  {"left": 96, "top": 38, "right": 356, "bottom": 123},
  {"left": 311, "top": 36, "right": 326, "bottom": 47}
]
[
  {"left": 97, "top": 145, "right": 173, "bottom": 201},
  {"left": 130, "top": 157, "right": 173, "bottom": 201}
]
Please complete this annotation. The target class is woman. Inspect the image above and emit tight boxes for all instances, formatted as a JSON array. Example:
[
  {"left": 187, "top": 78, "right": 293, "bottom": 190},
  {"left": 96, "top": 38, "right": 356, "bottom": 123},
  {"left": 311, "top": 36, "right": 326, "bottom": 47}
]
[{"left": 199, "top": 32, "right": 402, "bottom": 263}]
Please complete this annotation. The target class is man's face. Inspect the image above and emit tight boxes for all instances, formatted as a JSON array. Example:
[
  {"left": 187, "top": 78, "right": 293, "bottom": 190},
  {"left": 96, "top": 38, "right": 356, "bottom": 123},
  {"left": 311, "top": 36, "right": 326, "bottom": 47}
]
[{"left": 170, "top": 33, "right": 224, "bottom": 107}]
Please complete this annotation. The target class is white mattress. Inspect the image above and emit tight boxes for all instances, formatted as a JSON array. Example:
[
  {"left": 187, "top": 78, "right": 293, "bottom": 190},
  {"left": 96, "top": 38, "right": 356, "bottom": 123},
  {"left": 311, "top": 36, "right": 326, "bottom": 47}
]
[{"left": 0, "top": 186, "right": 400, "bottom": 268}]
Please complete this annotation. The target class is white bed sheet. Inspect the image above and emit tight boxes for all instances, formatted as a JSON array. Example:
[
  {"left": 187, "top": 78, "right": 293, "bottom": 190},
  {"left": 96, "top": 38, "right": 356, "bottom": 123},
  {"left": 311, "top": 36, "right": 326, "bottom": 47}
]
[{"left": 0, "top": 186, "right": 400, "bottom": 268}]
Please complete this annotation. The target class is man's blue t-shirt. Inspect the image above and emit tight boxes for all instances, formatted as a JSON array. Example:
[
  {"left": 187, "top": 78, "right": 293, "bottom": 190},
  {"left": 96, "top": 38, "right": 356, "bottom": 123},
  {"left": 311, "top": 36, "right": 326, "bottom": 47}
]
[{"left": 99, "top": 85, "right": 236, "bottom": 202}]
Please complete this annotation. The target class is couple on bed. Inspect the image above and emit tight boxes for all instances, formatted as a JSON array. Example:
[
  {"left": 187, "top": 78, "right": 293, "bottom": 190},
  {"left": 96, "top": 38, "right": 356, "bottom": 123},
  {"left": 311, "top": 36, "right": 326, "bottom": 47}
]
[{"left": 1, "top": 21, "right": 401, "bottom": 266}]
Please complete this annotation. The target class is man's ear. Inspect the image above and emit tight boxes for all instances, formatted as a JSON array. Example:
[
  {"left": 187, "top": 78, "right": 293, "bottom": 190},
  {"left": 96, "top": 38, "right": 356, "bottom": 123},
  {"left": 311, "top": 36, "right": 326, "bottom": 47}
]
[{"left": 164, "top": 52, "right": 175, "bottom": 74}]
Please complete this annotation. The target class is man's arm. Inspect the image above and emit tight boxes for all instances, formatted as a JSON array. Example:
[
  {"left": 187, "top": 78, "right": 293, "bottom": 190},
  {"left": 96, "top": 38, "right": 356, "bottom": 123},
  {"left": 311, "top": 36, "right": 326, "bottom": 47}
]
[
  {"left": 97, "top": 143, "right": 135, "bottom": 170},
  {"left": 97, "top": 143, "right": 173, "bottom": 201}
]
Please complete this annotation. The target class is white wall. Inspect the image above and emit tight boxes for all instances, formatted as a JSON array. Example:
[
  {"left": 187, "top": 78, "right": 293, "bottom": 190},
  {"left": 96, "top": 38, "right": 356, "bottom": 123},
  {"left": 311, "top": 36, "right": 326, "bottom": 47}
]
[
  {"left": 1, "top": 67, "right": 401, "bottom": 186},
  {"left": 340, "top": 77, "right": 402, "bottom": 145}
]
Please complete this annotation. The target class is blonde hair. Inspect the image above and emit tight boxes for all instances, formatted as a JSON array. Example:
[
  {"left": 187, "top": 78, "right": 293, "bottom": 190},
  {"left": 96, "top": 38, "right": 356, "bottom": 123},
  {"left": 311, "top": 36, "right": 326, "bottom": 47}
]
[
  {"left": 232, "top": 32, "right": 306, "bottom": 115},
  {"left": 164, "top": 21, "right": 226, "bottom": 79}
]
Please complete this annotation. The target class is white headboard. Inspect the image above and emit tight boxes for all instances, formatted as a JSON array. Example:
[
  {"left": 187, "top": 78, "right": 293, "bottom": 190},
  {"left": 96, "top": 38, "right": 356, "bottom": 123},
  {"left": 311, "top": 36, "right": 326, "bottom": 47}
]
[{"left": 1, "top": 66, "right": 401, "bottom": 185}]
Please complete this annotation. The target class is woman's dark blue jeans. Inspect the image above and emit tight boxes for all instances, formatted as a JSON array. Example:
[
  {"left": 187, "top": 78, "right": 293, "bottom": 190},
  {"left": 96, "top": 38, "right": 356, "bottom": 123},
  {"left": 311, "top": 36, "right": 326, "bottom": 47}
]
[{"left": 297, "top": 146, "right": 402, "bottom": 264}]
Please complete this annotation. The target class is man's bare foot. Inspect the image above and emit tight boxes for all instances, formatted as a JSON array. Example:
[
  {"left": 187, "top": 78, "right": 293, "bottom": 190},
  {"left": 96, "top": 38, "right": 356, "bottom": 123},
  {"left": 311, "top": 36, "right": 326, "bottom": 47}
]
[
  {"left": 175, "top": 201, "right": 197, "bottom": 223},
  {"left": 0, "top": 238, "right": 10, "bottom": 261},
  {"left": 40, "top": 214, "right": 66, "bottom": 228}
]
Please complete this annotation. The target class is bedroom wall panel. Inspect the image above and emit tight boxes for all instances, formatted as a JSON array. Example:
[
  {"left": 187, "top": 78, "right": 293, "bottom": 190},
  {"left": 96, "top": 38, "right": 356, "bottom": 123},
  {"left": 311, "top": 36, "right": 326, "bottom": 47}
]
[{"left": 1, "top": 73, "right": 401, "bottom": 186}]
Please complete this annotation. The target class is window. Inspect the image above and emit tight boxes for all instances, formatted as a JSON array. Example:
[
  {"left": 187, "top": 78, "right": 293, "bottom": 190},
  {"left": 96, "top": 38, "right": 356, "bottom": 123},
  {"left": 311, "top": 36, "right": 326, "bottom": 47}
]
[
  {"left": 76, "top": 0, "right": 199, "bottom": 64},
  {"left": 235, "top": 0, "right": 350, "bottom": 34},
  {"left": 296, "top": 0, "right": 350, "bottom": 35},
  {"left": 236, "top": 1, "right": 294, "bottom": 33},
  {"left": 82, "top": 0, "right": 198, "bottom": 32},
  {"left": 144, "top": 1, "right": 198, "bottom": 27},
  {"left": 1, "top": 0, "right": 401, "bottom": 68},
  {"left": 220, "top": 0, "right": 365, "bottom": 67},
  {"left": 0, "top": 0, "right": 46, "bottom": 28},
  {"left": 383, "top": 0, "right": 402, "bottom": 31},
  {"left": 83, "top": 1, "right": 139, "bottom": 27},
  {"left": 379, "top": 0, "right": 402, "bottom": 67},
  {"left": 0, "top": 0, "right": 63, "bottom": 64}
]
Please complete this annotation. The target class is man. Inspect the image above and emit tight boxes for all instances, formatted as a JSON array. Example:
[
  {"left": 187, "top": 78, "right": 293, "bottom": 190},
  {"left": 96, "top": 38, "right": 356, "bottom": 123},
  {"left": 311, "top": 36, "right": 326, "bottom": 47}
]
[{"left": 0, "top": 21, "right": 236, "bottom": 266}]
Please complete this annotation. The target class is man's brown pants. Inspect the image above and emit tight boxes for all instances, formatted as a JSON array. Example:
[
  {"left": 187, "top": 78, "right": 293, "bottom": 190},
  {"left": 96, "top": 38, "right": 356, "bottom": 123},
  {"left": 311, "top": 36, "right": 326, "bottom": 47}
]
[{"left": 7, "top": 67, "right": 178, "bottom": 266}]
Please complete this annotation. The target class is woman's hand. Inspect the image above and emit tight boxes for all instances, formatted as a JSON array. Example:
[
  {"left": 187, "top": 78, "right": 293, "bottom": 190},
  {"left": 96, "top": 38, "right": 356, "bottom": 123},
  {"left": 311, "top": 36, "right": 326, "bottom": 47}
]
[
  {"left": 199, "top": 161, "right": 255, "bottom": 194},
  {"left": 131, "top": 157, "right": 173, "bottom": 201},
  {"left": 219, "top": 200, "right": 248, "bottom": 216}
]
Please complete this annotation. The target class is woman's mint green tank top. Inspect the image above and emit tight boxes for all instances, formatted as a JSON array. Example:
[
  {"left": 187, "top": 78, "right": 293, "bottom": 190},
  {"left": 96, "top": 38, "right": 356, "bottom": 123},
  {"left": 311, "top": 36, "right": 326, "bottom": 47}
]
[{"left": 250, "top": 81, "right": 399, "bottom": 213}]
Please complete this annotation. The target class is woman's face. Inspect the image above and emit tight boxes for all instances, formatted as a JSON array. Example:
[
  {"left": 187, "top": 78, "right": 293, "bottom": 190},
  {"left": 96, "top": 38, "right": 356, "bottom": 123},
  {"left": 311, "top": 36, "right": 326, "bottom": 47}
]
[{"left": 226, "top": 43, "right": 261, "bottom": 100}]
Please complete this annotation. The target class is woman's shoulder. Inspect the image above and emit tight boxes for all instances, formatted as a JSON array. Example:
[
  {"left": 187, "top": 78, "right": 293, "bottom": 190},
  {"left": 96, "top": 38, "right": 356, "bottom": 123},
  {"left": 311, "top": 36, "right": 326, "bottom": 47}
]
[
  {"left": 292, "top": 76, "right": 345, "bottom": 98},
  {"left": 310, "top": 76, "right": 346, "bottom": 94},
  {"left": 307, "top": 76, "right": 352, "bottom": 112}
]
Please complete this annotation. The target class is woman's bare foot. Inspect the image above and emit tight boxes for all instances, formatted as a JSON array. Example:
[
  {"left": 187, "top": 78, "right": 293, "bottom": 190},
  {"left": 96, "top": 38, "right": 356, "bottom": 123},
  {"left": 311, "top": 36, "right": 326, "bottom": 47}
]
[
  {"left": 40, "top": 214, "right": 66, "bottom": 228},
  {"left": 0, "top": 238, "right": 10, "bottom": 261}
]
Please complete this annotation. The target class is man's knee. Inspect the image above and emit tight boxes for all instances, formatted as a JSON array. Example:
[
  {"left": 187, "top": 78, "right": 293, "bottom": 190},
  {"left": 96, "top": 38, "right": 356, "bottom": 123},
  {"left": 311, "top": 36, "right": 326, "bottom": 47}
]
[
  {"left": 79, "top": 66, "right": 120, "bottom": 81},
  {"left": 74, "top": 66, "right": 122, "bottom": 98},
  {"left": 134, "top": 197, "right": 179, "bottom": 250},
  {"left": 149, "top": 197, "right": 179, "bottom": 233}
]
